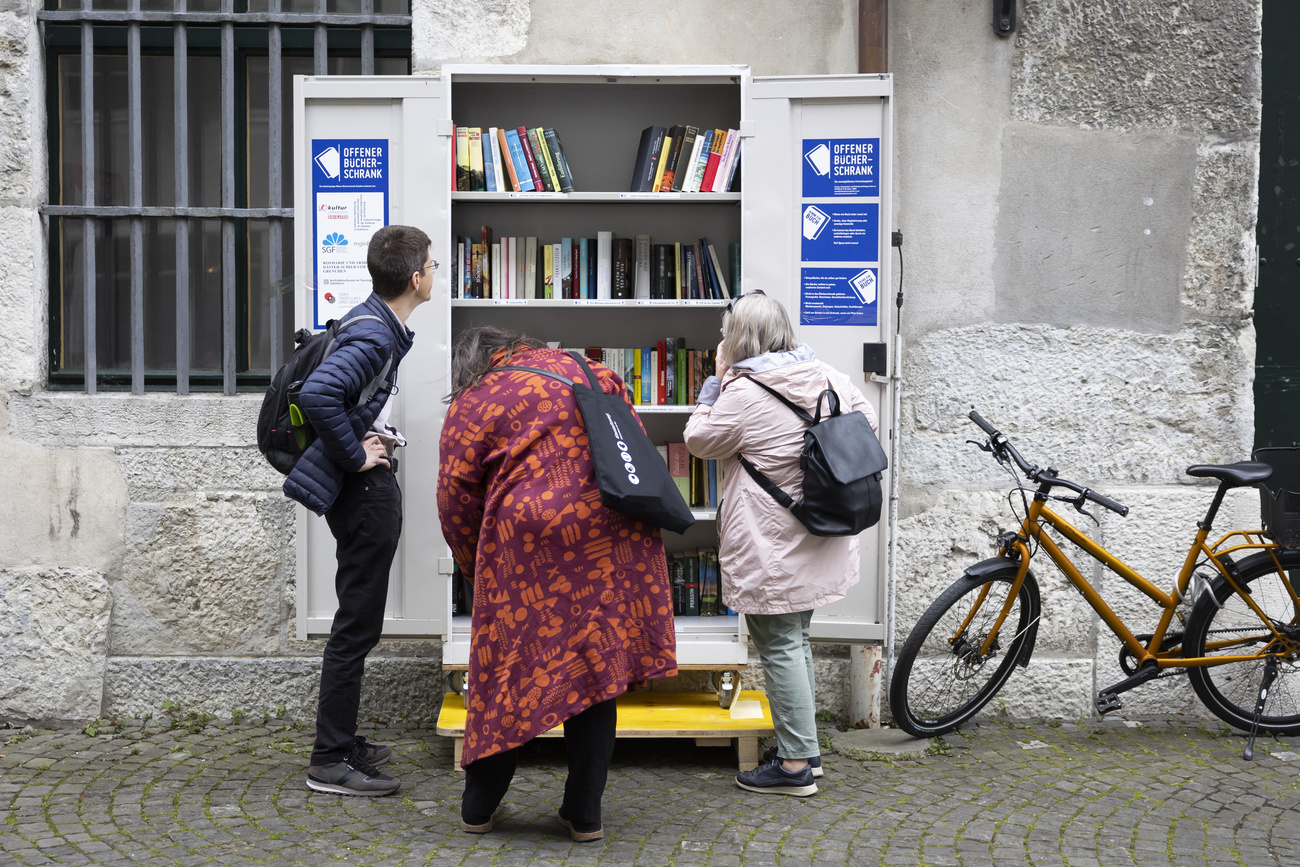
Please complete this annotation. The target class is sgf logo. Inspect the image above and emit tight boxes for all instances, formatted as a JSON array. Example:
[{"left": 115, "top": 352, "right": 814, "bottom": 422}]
[{"left": 321, "top": 232, "right": 348, "bottom": 252}]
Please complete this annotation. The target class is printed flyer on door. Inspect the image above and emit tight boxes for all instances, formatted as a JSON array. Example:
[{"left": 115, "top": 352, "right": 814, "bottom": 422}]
[{"left": 311, "top": 139, "right": 389, "bottom": 329}]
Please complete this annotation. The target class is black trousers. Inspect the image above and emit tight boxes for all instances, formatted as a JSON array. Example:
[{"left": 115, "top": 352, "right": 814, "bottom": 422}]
[
  {"left": 462, "top": 697, "right": 617, "bottom": 832},
  {"left": 310, "top": 465, "right": 402, "bottom": 766}
]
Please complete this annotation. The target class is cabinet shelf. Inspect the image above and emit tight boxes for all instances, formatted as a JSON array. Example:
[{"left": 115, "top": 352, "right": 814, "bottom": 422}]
[
  {"left": 451, "top": 298, "right": 727, "bottom": 308},
  {"left": 452, "top": 192, "right": 741, "bottom": 204}
]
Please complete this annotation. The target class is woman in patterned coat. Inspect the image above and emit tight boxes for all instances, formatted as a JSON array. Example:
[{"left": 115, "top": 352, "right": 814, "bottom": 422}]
[{"left": 437, "top": 325, "right": 677, "bottom": 842}]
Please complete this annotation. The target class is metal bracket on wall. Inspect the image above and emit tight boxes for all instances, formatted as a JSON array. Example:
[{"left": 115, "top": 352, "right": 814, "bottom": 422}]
[{"left": 993, "top": 0, "right": 1016, "bottom": 36}]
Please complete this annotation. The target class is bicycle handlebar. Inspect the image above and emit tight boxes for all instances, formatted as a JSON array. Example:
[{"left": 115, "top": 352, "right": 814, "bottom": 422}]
[{"left": 966, "top": 410, "right": 1129, "bottom": 517}]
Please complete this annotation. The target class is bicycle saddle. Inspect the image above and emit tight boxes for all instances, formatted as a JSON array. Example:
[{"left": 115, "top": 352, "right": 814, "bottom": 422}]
[{"left": 1185, "top": 461, "right": 1273, "bottom": 487}]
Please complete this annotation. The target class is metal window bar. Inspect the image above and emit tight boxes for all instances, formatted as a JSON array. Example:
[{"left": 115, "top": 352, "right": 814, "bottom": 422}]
[{"left": 40, "top": 1, "right": 411, "bottom": 394}]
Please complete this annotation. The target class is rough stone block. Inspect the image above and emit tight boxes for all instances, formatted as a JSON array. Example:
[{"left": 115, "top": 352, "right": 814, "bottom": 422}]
[
  {"left": 113, "top": 493, "right": 294, "bottom": 654},
  {"left": 0, "top": 208, "right": 42, "bottom": 392},
  {"left": 116, "top": 446, "right": 286, "bottom": 498},
  {"left": 994, "top": 123, "right": 1196, "bottom": 334},
  {"left": 103, "top": 655, "right": 446, "bottom": 723},
  {"left": 1183, "top": 140, "right": 1259, "bottom": 322},
  {"left": 0, "top": 567, "right": 110, "bottom": 721},
  {"left": 10, "top": 393, "right": 263, "bottom": 448},
  {"left": 0, "top": 438, "right": 127, "bottom": 571}
]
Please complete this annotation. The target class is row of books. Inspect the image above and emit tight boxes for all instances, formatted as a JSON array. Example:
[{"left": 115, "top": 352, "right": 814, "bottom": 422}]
[
  {"left": 660, "top": 442, "right": 719, "bottom": 509},
  {"left": 454, "top": 125, "right": 576, "bottom": 193},
  {"left": 453, "top": 227, "right": 740, "bottom": 300},
  {"left": 560, "top": 343, "right": 717, "bottom": 407},
  {"left": 669, "top": 549, "right": 732, "bottom": 617},
  {"left": 631, "top": 125, "right": 740, "bottom": 194}
]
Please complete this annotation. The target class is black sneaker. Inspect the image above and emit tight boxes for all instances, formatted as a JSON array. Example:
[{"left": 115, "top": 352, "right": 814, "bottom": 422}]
[
  {"left": 354, "top": 736, "right": 392, "bottom": 767},
  {"left": 306, "top": 751, "right": 400, "bottom": 797},
  {"left": 735, "top": 755, "right": 818, "bottom": 797},
  {"left": 761, "top": 745, "right": 823, "bottom": 778}
]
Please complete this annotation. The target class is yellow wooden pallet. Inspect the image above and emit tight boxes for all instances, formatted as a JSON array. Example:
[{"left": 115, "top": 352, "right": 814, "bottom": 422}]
[{"left": 435, "top": 690, "right": 775, "bottom": 771}]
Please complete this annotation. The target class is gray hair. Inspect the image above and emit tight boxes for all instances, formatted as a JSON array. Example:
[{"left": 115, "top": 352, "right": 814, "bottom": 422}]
[
  {"left": 721, "top": 292, "right": 796, "bottom": 363},
  {"left": 445, "top": 325, "right": 546, "bottom": 403}
]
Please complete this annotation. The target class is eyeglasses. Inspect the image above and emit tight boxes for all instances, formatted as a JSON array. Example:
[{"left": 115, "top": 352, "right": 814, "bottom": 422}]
[{"left": 421, "top": 260, "right": 439, "bottom": 273}]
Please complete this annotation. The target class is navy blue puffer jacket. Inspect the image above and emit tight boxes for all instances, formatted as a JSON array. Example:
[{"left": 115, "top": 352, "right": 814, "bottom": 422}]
[{"left": 283, "top": 292, "right": 414, "bottom": 515}]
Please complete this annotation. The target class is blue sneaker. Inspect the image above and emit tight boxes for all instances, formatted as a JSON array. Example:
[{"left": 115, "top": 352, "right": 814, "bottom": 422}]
[
  {"left": 735, "top": 755, "right": 818, "bottom": 797},
  {"left": 762, "top": 746, "right": 823, "bottom": 778}
]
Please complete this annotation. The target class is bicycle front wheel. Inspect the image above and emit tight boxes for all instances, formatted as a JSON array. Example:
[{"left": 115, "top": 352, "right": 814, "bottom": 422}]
[
  {"left": 1184, "top": 549, "right": 1300, "bottom": 735},
  {"left": 889, "top": 565, "right": 1038, "bottom": 738}
]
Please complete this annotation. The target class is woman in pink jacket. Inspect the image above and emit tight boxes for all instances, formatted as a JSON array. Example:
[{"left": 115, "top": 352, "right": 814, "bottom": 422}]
[{"left": 684, "top": 291, "right": 878, "bottom": 797}]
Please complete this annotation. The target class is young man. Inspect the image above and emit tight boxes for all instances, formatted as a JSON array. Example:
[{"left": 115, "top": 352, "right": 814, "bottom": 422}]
[{"left": 283, "top": 224, "right": 435, "bottom": 796}]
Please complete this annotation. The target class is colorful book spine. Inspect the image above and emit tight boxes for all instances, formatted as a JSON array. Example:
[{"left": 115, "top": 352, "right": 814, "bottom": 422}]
[
  {"left": 579, "top": 237, "right": 590, "bottom": 298},
  {"left": 532, "top": 127, "right": 560, "bottom": 192},
  {"left": 497, "top": 128, "right": 522, "bottom": 192},
  {"left": 714, "top": 128, "right": 740, "bottom": 193},
  {"left": 672, "top": 126, "right": 698, "bottom": 192},
  {"left": 544, "top": 128, "right": 575, "bottom": 192},
  {"left": 467, "top": 128, "right": 485, "bottom": 191},
  {"left": 526, "top": 127, "right": 555, "bottom": 192},
  {"left": 560, "top": 237, "right": 573, "bottom": 299},
  {"left": 659, "top": 125, "right": 686, "bottom": 192},
  {"left": 455, "top": 126, "right": 470, "bottom": 191},
  {"left": 515, "top": 126, "right": 544, "bottom": 190},
  {"left": 630, "top": 125, "right": 666, "bottom": 192},
  {"left": 688, "top": 129, "right": 714, "bottom": 193},
  {"left": 701, "top": 130, "right": 726, "bottom": 192},
  {"left": 482, "top": 128, "right": 497, "bottom": 192},
  {"left": 651, "top": 132, "right": 674, "bottom": 192},
  {"left": 503, "top": 129, "right": 535, "bottom": 192}
]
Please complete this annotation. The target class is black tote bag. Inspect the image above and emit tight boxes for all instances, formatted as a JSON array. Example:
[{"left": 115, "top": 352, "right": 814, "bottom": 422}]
[{"left": 494, "top": 352, "right": 696, "bottom": 534}]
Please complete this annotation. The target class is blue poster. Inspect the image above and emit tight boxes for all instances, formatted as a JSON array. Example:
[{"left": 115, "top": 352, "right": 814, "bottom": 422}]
[
  {"left": 311, "top": 138, "right": 389, "bottom": 329},
  {"left": 802, "top": 138, "right": 879, "bottom": 198},
  {"left": 800, "top": 203, "right": 879, "bottom": 262},
  {"left": 800, "top": 268, "right": 878, "bottom": 326}
]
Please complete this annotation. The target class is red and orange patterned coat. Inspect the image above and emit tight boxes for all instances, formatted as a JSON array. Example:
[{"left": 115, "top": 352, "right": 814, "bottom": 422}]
[{"left": 437, "top": 347, "right": 678, "bottom": 766}]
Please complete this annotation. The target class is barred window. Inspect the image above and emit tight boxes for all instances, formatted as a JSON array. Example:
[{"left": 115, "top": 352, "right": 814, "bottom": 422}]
[{"left": 41, "top": 1, "right": 412, "bottom": 394}]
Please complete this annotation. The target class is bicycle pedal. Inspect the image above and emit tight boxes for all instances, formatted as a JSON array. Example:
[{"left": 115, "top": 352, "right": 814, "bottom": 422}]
[{"left": 1095, "top": 693, "right": 1122, "bottom": 715}]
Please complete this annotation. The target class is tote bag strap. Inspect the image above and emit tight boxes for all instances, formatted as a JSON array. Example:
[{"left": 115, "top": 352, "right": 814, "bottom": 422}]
[{"left": 492, "top": 364, "right": 576, "bottom": 387}]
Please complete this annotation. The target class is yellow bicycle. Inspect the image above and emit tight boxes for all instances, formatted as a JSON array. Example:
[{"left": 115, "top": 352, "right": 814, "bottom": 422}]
[{"left": 889, "top": 411, "right": 1300, "bottom": 757}]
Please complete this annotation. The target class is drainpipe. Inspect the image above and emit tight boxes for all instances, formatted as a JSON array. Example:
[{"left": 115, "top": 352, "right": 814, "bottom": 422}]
[{"left": 846, "top": 0, "right": 891, "bottom": 731}]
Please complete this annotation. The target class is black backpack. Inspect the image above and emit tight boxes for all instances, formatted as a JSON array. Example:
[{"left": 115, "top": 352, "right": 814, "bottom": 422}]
[
  {"left": 256, "top": 315, "right": 395, "bottom": 475},
  {"left": 737, "top": 378, "right": 888, "bottom": 537}
]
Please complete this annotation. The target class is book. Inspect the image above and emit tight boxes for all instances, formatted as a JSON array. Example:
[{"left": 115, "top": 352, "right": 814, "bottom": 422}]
[
  {"left": 481, "top": 226, "right": 492, "bottom": 296},
  {"left": 543, "top": 128, "right": 575, "bottom": 192},
  {"left": 706, "top": 240, "right": 730, "bottom": 297},
  {"left": 487, "top": 127, "right": 506, "bottom": 193},
  {"left": 532, "top": 127, "right": 561, "bottom": 192},
  {"left": 701, "top": 129, "right": 727, "bottom": 192},
  {"left": 667, "top": 442, "right": 690, "bottom": 502},
  {"left": 672, "top": 126, "right": 699, "bottom": 192},
  {"left": 659, "top": 125, "right": 687, "bottom": 192},
  {"left": 503, "top": 129, "right": 535, "bottom": 192},
  {"left": 673, "top": 242, "right": 682, "bottom": 299},
  {"left": 681, "top": 128, "right": 706, "bottom": 193},
  {"left": 687, "top": 129, "right": 714, "bottom": 193},
  {"left": 491, "top": 242, "right": 501, "bottom": 298},
  {"left": 691, "top": 240, "right": 709, "bottom": 299},
  {"left": 714, "top": 128, "right": 740, "bottom": 193},
  {"left": 525, "top": 236, "right": 538, "bottom": 297},
  {"left": 641, "top": 347, "right": 652, "bottom": 404},
  {"left": 707, "top": 459, "right": 718, "bottom": 508},
  {"left": 723, "top": 146, "right": 741, "bottom": 194},
  {"left": 579, "top": 237, "right": 590, "bottom": 298},
  {"left": 682, "top": 553, "right": 700, "bottom": 615},
  {"left": 481, "top": 128, "right": 496, "bottom": 192},
  {"left": 496, "top": 128, "right": 522, "bottom": 192},
  {"left": 455, "top": 126, "right": 471, "bottom": 191},
  {"left": 651, "top": 132, "right": 674, "bottom": 192},
  {"left": 634, "top": 234, "right": 652, "bottom": 299},
  {"left": 467, "top": 128, "right": 486, "bottom": 191},
  {"left": 630, "top": 125, "right": 666, "bottom": 192},
  {"left": 560, "top": 237, "right": 573, "bottom": 299},
  {"left": 700, "top": 549, "right": 719, "bottom": 616},
  {"left": 729, "top": 243, "right": 741, "bottom": 295},
  {"left": 612, "top": 236, "right": 633, "bottom": 299},
  {"left": 510, "top": 236, "right": 524, "bottom": 298},
  {"left": 542, "top": 244, "right": 554, "bottom": 299},
  {"left": 515, "top": 126, "right": 545, "bottom": 190},
  {"left": 597, "top": 231, "right": 613, "bottom": 298},
  {"left": 527, "top": 127, "right": 556, "bottom": 192},
  {"left": 657, "top": 339, "right": 668, "bottom": 404}
]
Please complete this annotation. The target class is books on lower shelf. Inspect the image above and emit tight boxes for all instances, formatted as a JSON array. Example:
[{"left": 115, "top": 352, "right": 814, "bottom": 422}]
[
  {"left": 631, "top": 124, "right": 740, "bottom": 193},
  {"left": 668, "top": 548, "right": 731, "bottom": 616},
  {"left": 453, "top": 124, "right": 576, "bottom": 192},
  {"left": 452, "top": 228, "right": 738, "bottom": 301}
]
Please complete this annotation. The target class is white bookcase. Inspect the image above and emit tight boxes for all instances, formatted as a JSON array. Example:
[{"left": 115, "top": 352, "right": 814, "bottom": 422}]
[{"left": 294, "top": 66, "right": 893, "bottom": 686}]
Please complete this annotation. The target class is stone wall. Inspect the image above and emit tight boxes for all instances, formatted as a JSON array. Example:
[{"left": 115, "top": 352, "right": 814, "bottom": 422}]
[{"left": 0, "top": 0, "right": 1265, "bottom": 728}]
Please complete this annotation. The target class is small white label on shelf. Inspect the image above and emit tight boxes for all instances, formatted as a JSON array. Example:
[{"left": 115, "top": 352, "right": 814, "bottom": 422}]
[
  {"left": 636, "top": 299, "right": 683, "bottom": 306},
  {"left": 619, "top": 192, "right": 681, "bottom": 200},
  {"left": 577, "top": 299, "right": 626, "bottom": 306},
  {"left": 492, "top": 298, "right": 530, "bottom": 305},
  {"left": 686, "top": 299, "right": 728, "bottom": 306},
  {"left": 508, "top": 192, "right": 566, "bottom": 199}
]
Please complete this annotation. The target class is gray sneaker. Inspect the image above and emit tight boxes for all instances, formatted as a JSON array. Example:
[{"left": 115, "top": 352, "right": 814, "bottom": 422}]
[
  {"left": 306, "top": 752, "right": 400, "bottom": 797},
  {"left": 761, "top": 746, "right": 823, "bottom": 778},
  {"left": 355, "top": 737, "right": 392, "bottom": 766}
]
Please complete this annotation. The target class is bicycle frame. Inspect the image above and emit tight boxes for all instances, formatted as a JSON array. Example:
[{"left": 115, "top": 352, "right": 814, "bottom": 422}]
[{"left": 974, "top": 497, "right": 1300, "bottom": 670}]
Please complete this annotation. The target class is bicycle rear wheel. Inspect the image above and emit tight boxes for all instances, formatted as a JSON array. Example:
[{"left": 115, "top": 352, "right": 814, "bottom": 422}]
[
  {"left": 889, "top": 565, "right": 1037, "bottom": 738},
  {"left": 1184, "top": 549, "right": 1300, "bottom": 735}
]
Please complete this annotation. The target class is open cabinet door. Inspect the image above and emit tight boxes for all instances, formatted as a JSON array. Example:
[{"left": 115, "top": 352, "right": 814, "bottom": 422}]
[
  {"left": 294, "top": 75, "right": 452, "bottom": 639},
  {"left": 744, "top": 74, "right": 894, "bottom": 643}
]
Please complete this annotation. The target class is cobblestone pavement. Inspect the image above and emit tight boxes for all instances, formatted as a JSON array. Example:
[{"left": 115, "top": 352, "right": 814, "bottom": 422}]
[{"left": 2, "top": 714, "right": 1299, "bottom": 866}]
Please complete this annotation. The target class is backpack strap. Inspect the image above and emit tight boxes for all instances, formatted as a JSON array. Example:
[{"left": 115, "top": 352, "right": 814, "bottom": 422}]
[
  {"left": 327, "top": 314, "right": 398, "bottom": 415},
  {"left": 736, "top": 377, "right": 840, "bottom": 513},
  {"left": 737, "top": 454, "right": 797, "bottom": 510}
]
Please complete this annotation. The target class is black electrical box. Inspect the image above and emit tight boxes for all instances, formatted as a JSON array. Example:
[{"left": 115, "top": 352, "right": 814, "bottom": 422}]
[{"left": 863, "top": 343, "right": 888, "bottom": 377}]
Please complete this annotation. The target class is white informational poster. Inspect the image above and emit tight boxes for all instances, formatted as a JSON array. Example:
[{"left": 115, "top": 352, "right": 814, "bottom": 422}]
[{"left": 311, "top": 138, "right": 389, "bottom": 329}]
